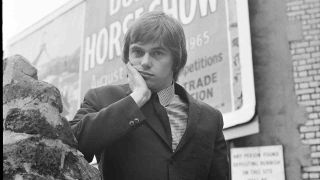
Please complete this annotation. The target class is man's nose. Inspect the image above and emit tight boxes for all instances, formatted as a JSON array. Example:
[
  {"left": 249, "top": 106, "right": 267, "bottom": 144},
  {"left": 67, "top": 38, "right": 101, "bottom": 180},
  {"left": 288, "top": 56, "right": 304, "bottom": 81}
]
[{"left": 141, "top": 53, "right": 152, "bottom": 68}]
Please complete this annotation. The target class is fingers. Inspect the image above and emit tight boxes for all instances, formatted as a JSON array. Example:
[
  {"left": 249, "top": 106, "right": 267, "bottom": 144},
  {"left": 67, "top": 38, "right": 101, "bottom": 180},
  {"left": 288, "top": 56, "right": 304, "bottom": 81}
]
[
  {"left": 126, "top": 62, "right": 147, "bottom": 90},
  {"left": 126, "top": 63, "right": 143, "bottom": 81},
  {"left": 126, "top": 63, "right": 135, "bottom": 77}
]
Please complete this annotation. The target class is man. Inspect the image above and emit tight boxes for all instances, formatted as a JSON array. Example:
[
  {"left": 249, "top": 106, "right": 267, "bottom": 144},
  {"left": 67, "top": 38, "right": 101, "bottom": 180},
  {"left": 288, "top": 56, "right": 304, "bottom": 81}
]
[{"left": 70, "top": 11, "right": 229, "bottom": 180}]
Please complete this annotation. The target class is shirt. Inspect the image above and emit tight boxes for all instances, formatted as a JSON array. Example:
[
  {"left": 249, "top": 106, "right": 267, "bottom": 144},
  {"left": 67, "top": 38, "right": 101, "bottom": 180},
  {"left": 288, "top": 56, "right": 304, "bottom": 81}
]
[{"left": 157, "top": 84, "right": 188, "bottom": 151}]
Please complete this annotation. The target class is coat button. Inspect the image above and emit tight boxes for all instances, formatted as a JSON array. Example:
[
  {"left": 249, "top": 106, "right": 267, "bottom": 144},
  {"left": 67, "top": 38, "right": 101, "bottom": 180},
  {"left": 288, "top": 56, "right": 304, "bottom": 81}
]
[
  {"left": 134, "top": 118, "right": 140, "bottom": 124},
  {"left": 129, "top": 120, "right": 135, "bottom": 126}
]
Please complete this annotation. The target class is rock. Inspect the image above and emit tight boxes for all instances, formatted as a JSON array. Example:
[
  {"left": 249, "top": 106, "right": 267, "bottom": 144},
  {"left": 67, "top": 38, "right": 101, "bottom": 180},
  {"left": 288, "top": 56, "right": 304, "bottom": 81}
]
[
  {"left": 3, "top": 54, "right": 38, "bottom": 86},
  {"left": 3, "top": 55, "right": 101, "bottom": 179},
  {"left": 5, "top": 108, "right": 77, "bottom": 147},
  {"left": 3, "top": 131, "right": 100, "bottom": 180}
]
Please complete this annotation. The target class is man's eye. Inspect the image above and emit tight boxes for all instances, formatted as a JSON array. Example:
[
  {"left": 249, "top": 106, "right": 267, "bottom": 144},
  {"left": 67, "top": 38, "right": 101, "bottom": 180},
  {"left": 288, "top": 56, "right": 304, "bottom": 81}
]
[
  {"left": 132, "top": 50, "right": 144, "bottom": 57},
  {"left": 151, "top": 51, "right": 164, "bottom": 57}
]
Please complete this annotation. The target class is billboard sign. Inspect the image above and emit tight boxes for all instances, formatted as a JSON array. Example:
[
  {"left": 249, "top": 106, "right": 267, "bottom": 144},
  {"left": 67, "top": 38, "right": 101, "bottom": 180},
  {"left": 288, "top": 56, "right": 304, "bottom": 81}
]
[
  {"left": 7, "top": 0, "right": 86, "bottom": 121},
  {"left": 80, "top": 0, "right": 255, "bottom": 128}
]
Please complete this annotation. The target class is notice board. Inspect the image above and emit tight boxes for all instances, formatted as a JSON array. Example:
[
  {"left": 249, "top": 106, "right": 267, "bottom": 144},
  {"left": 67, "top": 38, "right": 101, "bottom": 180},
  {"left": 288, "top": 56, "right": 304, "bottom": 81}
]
[{"left": 231, "top": 145, "right": 286, "bottom": 180}]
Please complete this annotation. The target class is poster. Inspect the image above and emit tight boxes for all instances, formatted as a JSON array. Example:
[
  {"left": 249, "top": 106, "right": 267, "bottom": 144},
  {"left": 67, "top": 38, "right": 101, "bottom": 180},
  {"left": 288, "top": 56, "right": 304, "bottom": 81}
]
[{"left": 80, "top": 0, "right": 255, "bottom": 128}]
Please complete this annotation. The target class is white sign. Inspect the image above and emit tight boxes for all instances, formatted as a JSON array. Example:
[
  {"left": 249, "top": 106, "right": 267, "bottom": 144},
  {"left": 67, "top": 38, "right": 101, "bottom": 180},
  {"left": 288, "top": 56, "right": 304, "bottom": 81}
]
[{"left": 231, "top": 145, "right": 285, "bottom": 180}]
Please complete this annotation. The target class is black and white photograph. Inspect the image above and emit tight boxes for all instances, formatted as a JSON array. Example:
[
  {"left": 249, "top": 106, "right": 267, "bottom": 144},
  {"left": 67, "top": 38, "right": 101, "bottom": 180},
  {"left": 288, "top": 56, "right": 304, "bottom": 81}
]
[{"left": 3, "top": 0, "right": 320, "bottom": 179}]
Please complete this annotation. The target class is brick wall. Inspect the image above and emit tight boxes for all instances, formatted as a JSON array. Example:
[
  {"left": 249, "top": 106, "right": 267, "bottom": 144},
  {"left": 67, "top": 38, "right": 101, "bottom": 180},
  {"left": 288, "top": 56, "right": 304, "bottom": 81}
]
[{"left": 286, "top": 0, "right": 320, "bottom": 179}]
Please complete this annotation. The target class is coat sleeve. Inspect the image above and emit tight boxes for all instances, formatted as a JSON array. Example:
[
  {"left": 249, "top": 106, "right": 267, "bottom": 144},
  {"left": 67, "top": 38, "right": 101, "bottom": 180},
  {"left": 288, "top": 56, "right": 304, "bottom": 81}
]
[
  {"left": 69, "top": 88, "right": 146, "bottom": 162},
  {"left": 208, "top": 111, "right": 230, "bottom": 180}
]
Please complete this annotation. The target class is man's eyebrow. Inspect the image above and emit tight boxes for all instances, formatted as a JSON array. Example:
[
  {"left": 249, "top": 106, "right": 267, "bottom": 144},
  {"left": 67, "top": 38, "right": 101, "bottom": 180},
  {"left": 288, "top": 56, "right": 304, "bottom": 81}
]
[
  {"left": 130, "top": 45, "right": 143, "bottom": 51},
  {"left": 151, "top": 46, "right": 169, "bottom": 52}
]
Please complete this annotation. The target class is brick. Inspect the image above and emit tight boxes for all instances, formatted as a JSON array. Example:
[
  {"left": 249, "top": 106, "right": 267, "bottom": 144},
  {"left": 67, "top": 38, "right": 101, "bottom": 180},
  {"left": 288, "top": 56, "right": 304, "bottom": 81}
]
[
  {"left": 312, "top": 158, "right": 319, "bottom": 165},
  {"left": 306, "top": 34, "right": 316, "bottom": 40},
  {"left": 310, "top": 40, "right": 320, "bottom": 46},
  {"left": 307, "top": 58, "right": 317, "bottom": 63},
  {"left": 312, "top": 52, "right": 320, "bottom": 57},
  {"left": 307, "top": 8, "right": 320, "bottom": 15},
  {"left": 313, "top": 63, "right": 320, "bottom": 69},
  {"left": 296, "top": 48, "right": 306, "bottom": 54},
  {"left": 295, "top": 76, "right": 313, "bottom": 82},
  {"left": 309, "top": 81, "right": 319, "bottom": 87},
  {"left": 305, "top": 138, "right": 320, "bottom": 144},
  {"left": 308, "top": 70, "right": 317, "bottom": 75},
  {"left": 299, "top": 71, "right": 308, "bottom": 77},
  {"left": 314, "top": 75, "right": 320, "bottom": 80},
  {"left": 300, "top": 125, "right": 320, "bottom": 132},
  {"left": 316, "top": 131, "right": 320, "bottom": 137},
  {"left": 306, "top": 120, "right": 315, "bottom": 126},
  {"left": 305, "top": 0, "right": 320, "bottom": 3},
  {"left": 301, "top": 14, "right": 311, "bottom": 20},
  {"left": 287, "top": 1, "right": 303, "bottom": 7},
  {"left": 299, "top": 100, "right": 317, "bottom": 106},
  {"left": 306, "top": 132, "right": 316, "bottom": 138},
  {"left": 298, "top": 64, "right": 312, "bottom": 71},
  {"left": 309, "top": 172, "right": 320, "bottom": 178},
  {"left": 302, "top": 172, "right": 309, "bottom": 179},
  {"left": 304, "top": 165, "right": 320, "bottom": 172},
  {"left": 290, "top": 49, "right": 295, "bottom": 54},
  {"left": 300, "top": 82, "right": 310, "bottom": 88},
  {"left": 306, "top": 46, "right": 316, "bottom": 52},
  {"left": 287, "top": 11, "right": 304, "bottom": 16},
  {"left": 306, "top": 107, "right": 314, "bottom": 112},
  {"left": 299, "top": 59, "right": 307, "bottom": 65},
  {"left": 309, "top": 113, "right": 318, "bottom": 119},
  {"left": 311, "top": 153, "right": 320, "bottom": 158},
  {"left": 314, "top": 119, "right": 320, "bottom": 125},
  {"left": 302, "top": 94, "right": 311, "bottom": 100},
  {"left": 292, "top": 53, "right": 310, "bottom": 60},
  {"left": 313, "top": 105, "right": 320, "bottom": 111},
  {"left": 296, "top": 41, "right": 310, "bottom": 48},
  {"left": 309, "top": 30, "right": 320, "bottom": 36},
  {"left": 291, "top": 5, "right": 301, "bottom": 11},
  {"left": 296, "top": 88, "right": 315, "bottom": 94}
]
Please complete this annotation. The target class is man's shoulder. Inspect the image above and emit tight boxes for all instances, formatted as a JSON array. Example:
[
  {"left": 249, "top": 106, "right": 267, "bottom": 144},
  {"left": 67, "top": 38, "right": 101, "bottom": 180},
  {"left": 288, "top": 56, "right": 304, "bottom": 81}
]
[
  {"left": 92, "top": 84, "right": 130, "bottom": 93},
  {"left": 85, "top": 84, "right": 130, "bottom": 98},
  {"left": 175, "top": 83, "right": 221, "bottom": 114},
  {"left": 195, "top": 99, "right": 220, "bottom": 113}
]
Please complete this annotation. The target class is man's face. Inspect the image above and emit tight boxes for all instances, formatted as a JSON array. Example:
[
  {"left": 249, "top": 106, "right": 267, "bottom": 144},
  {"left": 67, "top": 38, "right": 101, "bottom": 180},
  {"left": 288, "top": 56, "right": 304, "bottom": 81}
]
[{"left": 129, "top": 42, "right": 174, "bottom": 92}]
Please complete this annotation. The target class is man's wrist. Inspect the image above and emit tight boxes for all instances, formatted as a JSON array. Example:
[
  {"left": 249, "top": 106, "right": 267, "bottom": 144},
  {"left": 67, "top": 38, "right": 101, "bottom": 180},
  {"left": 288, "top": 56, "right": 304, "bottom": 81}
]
[{"left": 130, "top": 90, "right": 151, "bottom": 107}]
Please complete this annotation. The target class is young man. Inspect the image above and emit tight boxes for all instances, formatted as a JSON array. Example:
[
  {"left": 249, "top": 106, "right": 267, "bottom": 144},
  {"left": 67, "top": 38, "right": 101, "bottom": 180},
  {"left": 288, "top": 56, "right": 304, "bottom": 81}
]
[{"left": 70, "top": 11, "right": 229, "bottom": 180}]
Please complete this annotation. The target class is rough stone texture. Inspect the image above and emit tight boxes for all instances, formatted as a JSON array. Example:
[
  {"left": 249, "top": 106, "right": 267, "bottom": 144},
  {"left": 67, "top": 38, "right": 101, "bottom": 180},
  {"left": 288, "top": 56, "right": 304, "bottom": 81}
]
[{"left": 3, "top": 55, "right": 101, "bottom": 180}]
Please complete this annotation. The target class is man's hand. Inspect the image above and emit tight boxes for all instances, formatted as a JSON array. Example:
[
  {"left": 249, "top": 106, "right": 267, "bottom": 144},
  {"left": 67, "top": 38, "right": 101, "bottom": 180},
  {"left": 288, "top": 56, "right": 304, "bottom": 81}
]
[{"left": 126, "top": 63, "right": 151, "bottom": 107}]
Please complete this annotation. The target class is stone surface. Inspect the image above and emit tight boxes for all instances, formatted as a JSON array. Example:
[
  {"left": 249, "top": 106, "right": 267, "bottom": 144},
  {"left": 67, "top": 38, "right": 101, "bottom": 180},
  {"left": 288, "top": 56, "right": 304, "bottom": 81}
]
[
  {"left": 3, "top": 131, "right": 100, "bottom": 180},
  {"left": 3, "top": 55, "right": 101, "bottom": 179}
]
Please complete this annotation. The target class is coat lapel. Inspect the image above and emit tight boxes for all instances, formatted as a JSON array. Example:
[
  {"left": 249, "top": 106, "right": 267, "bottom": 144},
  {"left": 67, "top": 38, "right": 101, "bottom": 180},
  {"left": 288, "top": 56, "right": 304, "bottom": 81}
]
[
  {"left": 173, "top": 84, "right": 200, "bottom": 154},
  {"left": 141, "top": 94, "right": 172, "bottom": 149}
]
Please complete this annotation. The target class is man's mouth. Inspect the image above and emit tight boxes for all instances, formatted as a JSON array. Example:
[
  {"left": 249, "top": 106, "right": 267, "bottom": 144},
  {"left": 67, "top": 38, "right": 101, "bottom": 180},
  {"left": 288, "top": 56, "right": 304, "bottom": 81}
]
[{"left": 138, "top": 71, "right": 154, "bottom": 77}]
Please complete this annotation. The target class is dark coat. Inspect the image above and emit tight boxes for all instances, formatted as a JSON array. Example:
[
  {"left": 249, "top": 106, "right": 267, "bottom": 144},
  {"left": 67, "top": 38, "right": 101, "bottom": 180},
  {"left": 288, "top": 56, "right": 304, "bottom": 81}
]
[{"left": 70, "top": 83, "right": 229, "bottom": 180}]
